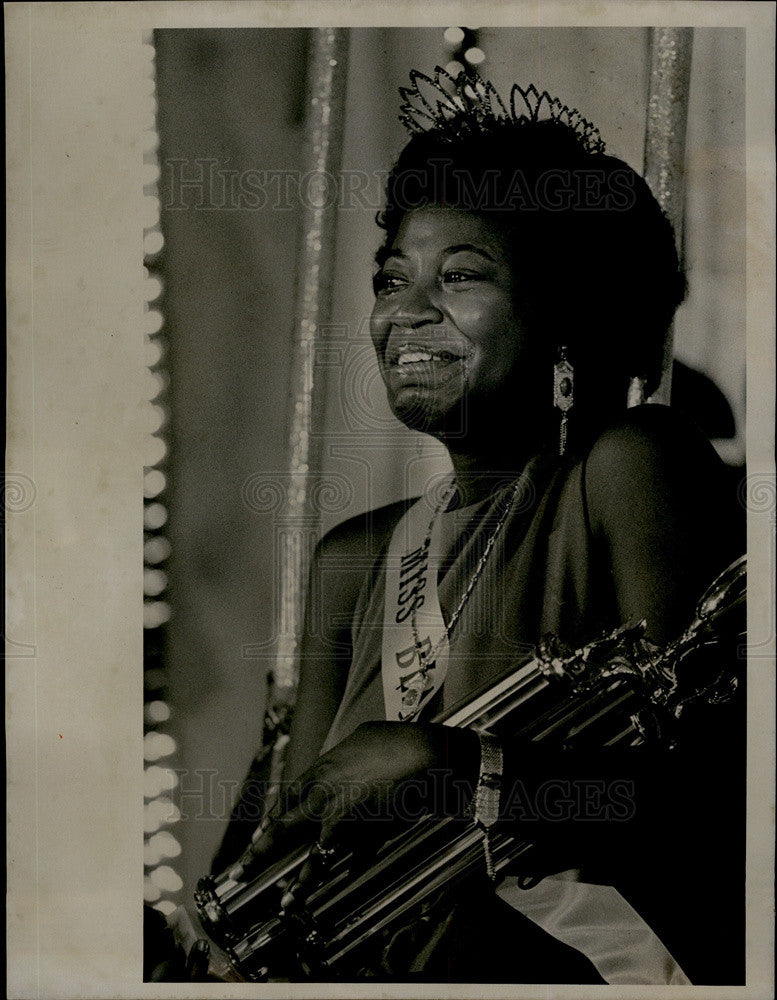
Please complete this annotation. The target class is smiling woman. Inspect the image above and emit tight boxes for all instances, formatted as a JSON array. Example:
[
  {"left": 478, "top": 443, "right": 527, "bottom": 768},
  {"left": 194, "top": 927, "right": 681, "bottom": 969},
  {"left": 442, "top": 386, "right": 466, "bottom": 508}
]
[
  {"left": 368, "top": 110, "right": 685, "bottom": 475},
  {"left": 372, "top": 209, "right": 527, "bottom": 448},
  {"left": 200, "top": 66, "right": 745, "bottom": 985}
]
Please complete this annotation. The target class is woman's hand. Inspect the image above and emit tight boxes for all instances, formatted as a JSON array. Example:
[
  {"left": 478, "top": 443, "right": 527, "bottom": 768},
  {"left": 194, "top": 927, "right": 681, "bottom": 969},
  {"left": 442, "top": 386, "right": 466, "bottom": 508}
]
[{"left": 228, "top": 721, "right": 480, "bottom": 908}]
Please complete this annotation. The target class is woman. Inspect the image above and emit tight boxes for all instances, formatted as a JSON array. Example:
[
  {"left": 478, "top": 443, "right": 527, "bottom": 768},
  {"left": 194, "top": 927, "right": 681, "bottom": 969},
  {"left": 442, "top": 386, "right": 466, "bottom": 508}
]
[{"left": 217, "top": 69, "right": 744, "bottom": 984}]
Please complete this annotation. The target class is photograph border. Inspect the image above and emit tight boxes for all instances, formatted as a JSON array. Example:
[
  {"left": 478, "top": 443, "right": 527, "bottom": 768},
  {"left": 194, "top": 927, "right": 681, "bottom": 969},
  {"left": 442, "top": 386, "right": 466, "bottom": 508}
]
[{"left": 5, "top": 2, "right": 775, "bottom": 998}]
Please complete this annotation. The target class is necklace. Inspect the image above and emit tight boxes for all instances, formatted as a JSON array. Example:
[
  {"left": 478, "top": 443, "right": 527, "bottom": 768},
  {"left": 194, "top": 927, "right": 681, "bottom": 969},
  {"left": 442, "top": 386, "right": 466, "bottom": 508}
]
[{"left": 410, "top": 476, "right": 523, "bottom": 672}]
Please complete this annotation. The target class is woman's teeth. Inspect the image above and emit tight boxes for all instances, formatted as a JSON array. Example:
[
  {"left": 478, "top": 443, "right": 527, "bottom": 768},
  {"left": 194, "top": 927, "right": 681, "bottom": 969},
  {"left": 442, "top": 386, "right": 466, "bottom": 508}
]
[{"left": 396, "top": 351, "right": 457, "bottom": 365}]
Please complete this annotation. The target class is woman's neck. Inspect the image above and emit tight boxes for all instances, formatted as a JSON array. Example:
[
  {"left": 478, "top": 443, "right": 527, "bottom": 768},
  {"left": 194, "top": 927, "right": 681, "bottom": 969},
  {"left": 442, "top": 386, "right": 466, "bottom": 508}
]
[{"left": 446, "top": 446, "right": 537, "bottom": 507}]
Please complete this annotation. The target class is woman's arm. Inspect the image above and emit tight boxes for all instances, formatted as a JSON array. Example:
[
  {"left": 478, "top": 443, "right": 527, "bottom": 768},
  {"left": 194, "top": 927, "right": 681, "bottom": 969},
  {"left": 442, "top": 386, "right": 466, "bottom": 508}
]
[
  {"left": 496, "top": 406, "right": 743, "bottom": 834},
  {"left": 282, "top": 497, "right": 416, "bottom": 781},
  {"left": 583, "top": 404, "right": 742, "bottom": 644},
  {"left": 280, "top": 523, "right": 367, "bottom": 782},
  {"left": 211, "top": 501, "right": 407, "bottom": 873},
  {"left": 215, "top": 498, "right": 418, "bottom": 874},
  {"left": 209, "top": 523, "right": 360, "bottom": 874}
]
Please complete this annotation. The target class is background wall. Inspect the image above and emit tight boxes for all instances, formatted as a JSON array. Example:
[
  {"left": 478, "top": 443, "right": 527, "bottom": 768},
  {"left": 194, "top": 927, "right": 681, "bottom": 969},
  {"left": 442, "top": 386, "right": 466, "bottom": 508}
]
[{"left": 154, "top": 26, "right": 745, "bottom": 900}]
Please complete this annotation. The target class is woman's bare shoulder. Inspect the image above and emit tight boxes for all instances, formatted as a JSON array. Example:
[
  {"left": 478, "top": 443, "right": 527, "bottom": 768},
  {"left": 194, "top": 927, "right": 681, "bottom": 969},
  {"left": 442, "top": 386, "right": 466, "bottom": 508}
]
[
  {"left": 586, "top": 403, "right": 718, "bottom": 472},
  {"left": 582, "top": 405, "right": 741, "bottom": 640},
  {"left": 585, "top": 403, "right": 740, "bottom": 571},
  {"left": 583, "top": 403, "right": 728, "bottom": 515},
  {"left": 315, "top": 496, "right": 421, "bottom": 560}
]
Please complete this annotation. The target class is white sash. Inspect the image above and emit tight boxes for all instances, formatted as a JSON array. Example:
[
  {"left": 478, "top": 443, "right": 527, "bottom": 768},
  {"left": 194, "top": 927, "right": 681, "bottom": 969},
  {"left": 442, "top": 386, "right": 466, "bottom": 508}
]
[
  {"left": 381, "top": 482, "right": 454, "bottom": 722},
  {"left": 497, "top": 873, "right": 690, "bottom": 985}
]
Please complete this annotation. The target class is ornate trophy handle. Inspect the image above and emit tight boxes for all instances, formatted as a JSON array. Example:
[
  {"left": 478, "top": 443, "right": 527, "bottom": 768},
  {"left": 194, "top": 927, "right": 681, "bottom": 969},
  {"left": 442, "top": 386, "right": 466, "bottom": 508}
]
[
  {"left": 633, "top": 554, "right": 746, "bottom": 743},
  {"left": 687, "top": 552, "right": 746, "bottom": 634}
]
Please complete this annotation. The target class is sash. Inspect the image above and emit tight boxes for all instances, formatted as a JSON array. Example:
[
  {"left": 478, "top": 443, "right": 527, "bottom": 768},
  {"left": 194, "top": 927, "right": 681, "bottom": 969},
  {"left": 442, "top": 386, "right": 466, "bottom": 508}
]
[
  {"left": 497, "top": 873, "right": 691, "bottom": 985},
  {"left": 381, "top": 481, "right": 454, "bottom": 722}
]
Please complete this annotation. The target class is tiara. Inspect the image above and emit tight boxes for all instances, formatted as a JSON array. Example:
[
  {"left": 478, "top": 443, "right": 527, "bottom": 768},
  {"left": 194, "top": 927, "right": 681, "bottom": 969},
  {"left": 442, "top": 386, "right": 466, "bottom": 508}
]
[{"left": 399, "top": 66, "right": 606, "bottom": 155}]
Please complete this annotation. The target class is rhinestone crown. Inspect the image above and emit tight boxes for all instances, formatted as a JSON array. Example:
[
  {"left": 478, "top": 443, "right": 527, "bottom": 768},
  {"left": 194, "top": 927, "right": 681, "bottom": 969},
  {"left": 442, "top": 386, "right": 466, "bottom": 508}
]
[{"left": 399, "top": 66, "right": 606, "bottom": 155}]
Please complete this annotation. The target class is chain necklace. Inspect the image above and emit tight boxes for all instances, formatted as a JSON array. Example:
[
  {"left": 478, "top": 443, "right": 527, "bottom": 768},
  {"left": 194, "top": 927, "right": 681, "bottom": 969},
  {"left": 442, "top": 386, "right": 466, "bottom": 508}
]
[{"left": 410, "top": 476, "right": 523, "bottom": 672}]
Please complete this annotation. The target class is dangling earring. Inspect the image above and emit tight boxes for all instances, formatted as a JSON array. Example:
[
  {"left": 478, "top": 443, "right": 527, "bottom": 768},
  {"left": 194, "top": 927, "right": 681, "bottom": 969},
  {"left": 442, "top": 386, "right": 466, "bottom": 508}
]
[
  {"left": 553, "top": 347, "right": 575, "bottom": 456},
  {"left": 627, "top": 375, "right": 647, "bottom": 408}
]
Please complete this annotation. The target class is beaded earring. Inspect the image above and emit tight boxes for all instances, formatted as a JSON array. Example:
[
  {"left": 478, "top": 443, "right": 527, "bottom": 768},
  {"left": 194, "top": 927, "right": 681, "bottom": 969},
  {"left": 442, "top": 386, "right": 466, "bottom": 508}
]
[{"left": 553, "top": 347, "right": 575, "bottom": 456}]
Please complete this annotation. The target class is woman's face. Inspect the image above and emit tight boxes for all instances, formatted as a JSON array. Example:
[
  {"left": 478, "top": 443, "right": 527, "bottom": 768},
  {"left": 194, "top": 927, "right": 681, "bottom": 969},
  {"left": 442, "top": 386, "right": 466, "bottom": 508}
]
[{"left": 370, "top": 206, "right": 533, "bottom": 440}]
